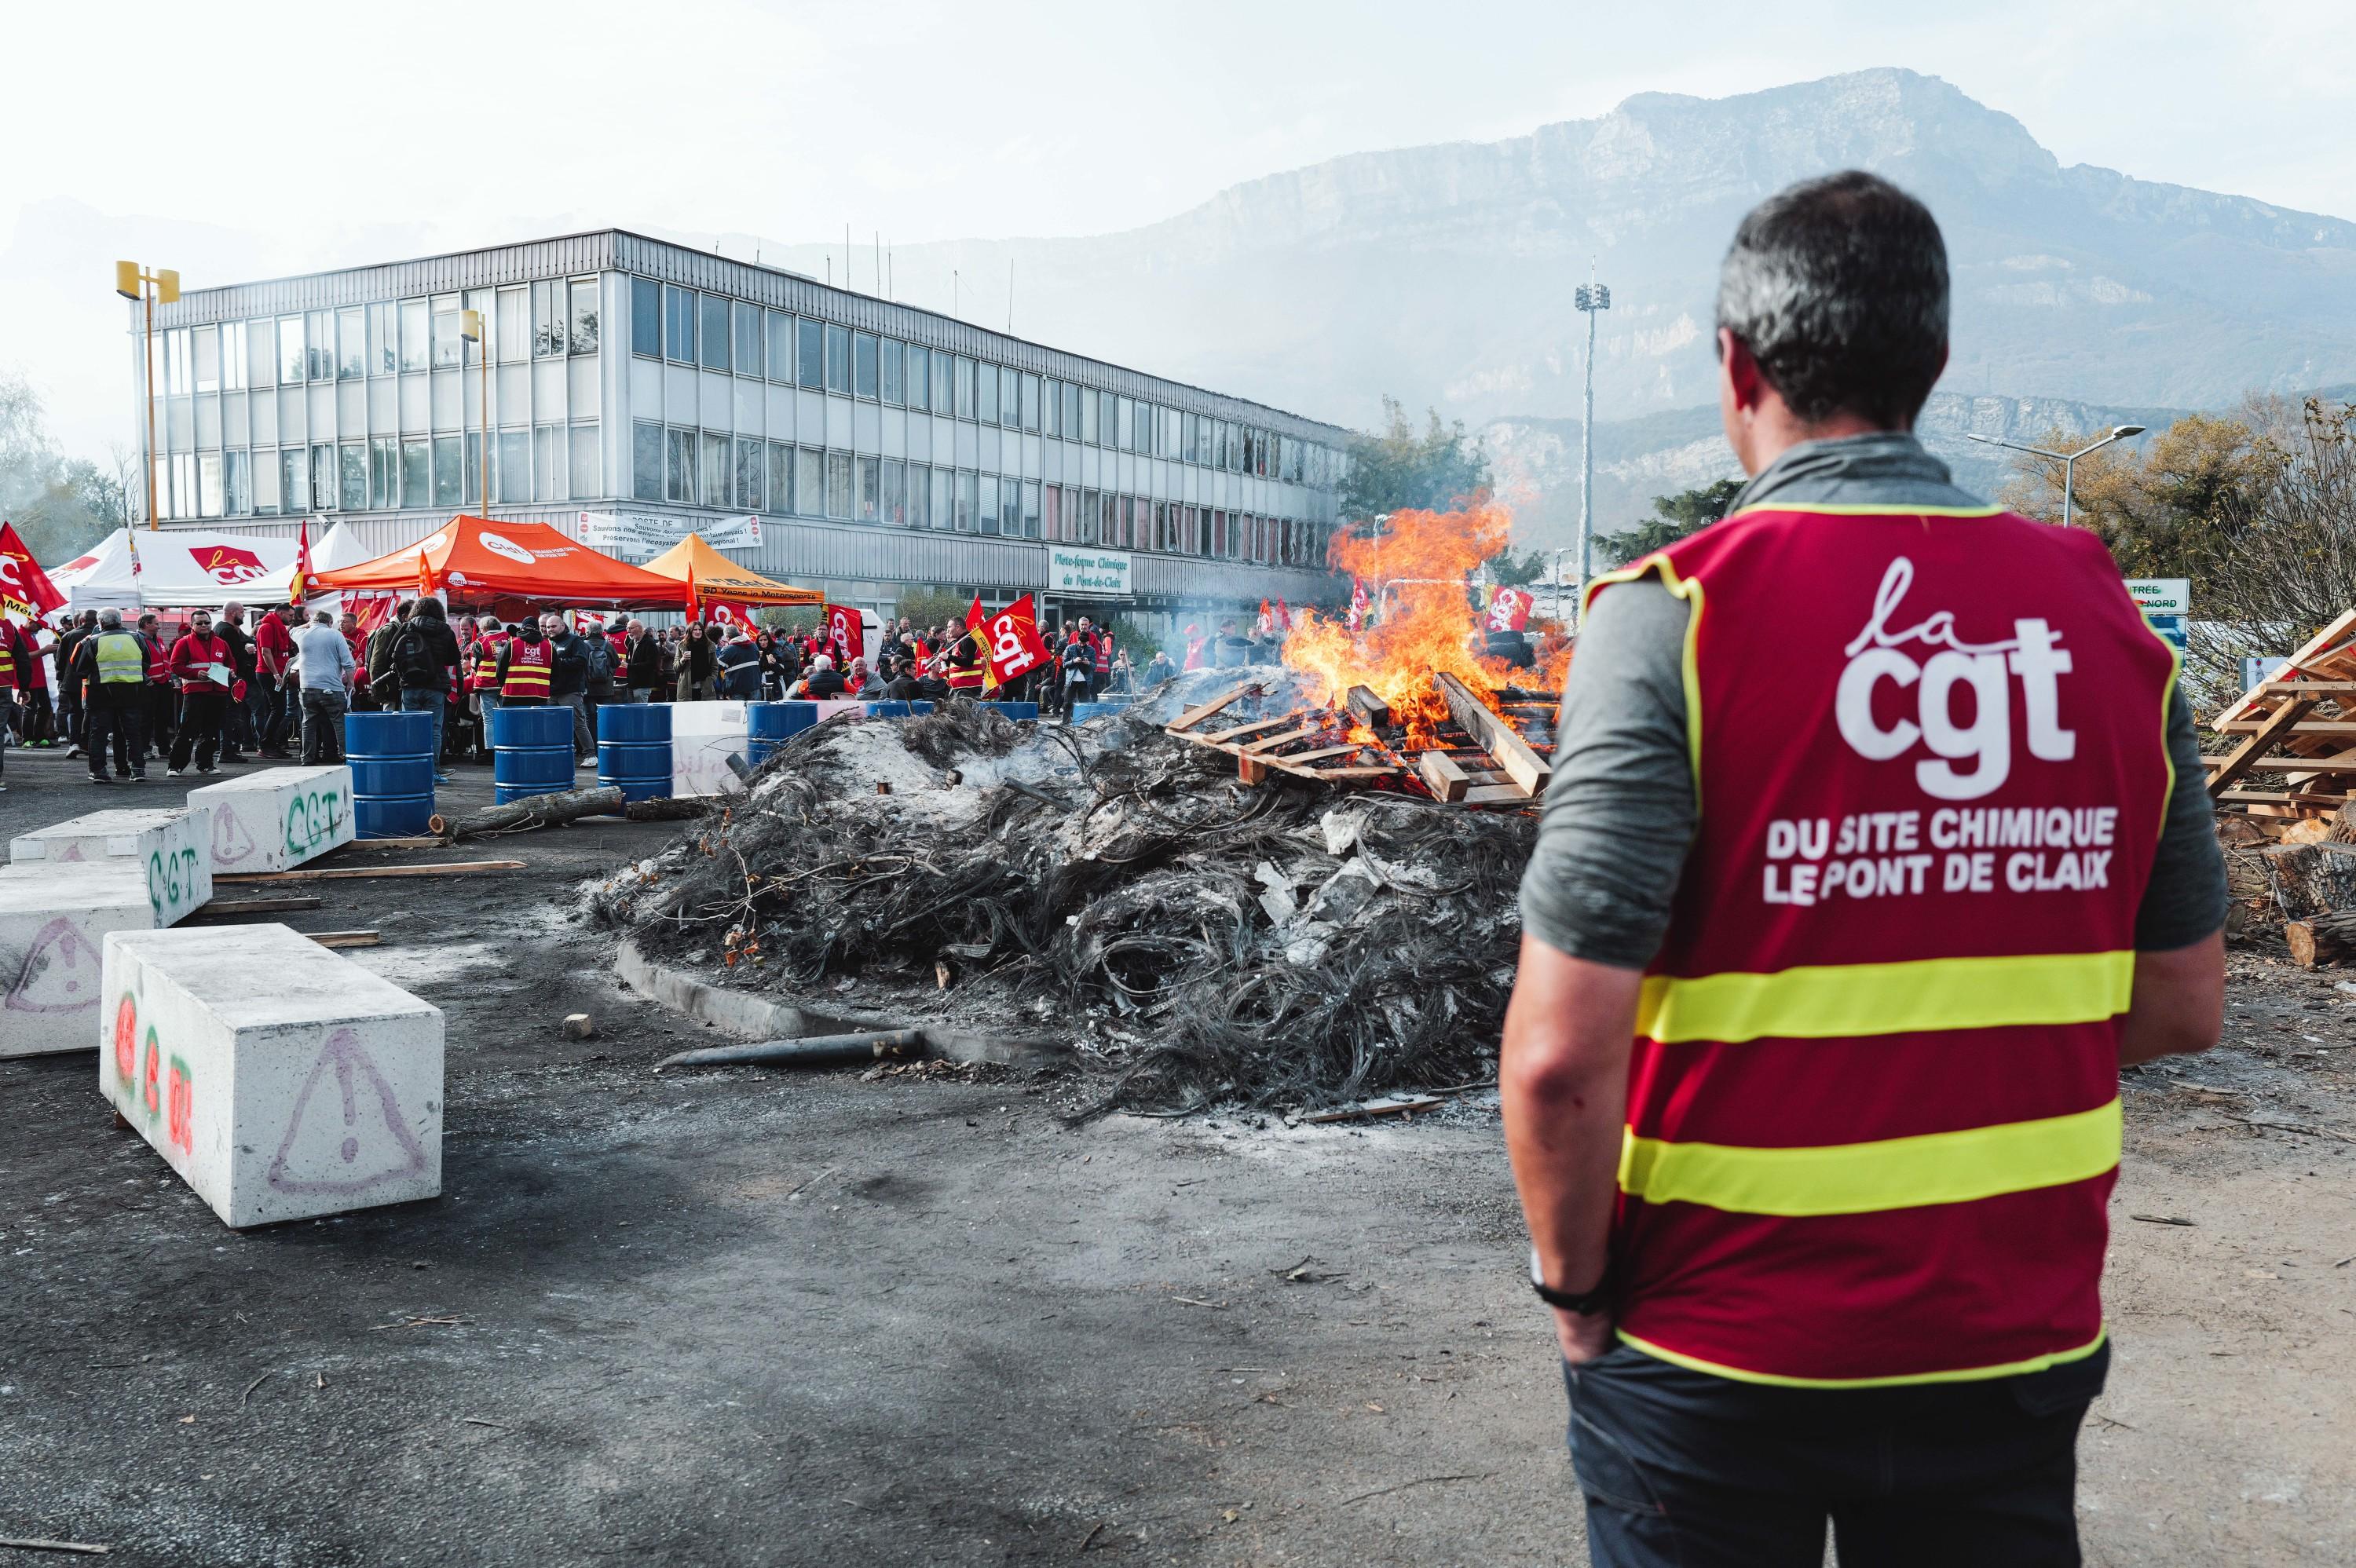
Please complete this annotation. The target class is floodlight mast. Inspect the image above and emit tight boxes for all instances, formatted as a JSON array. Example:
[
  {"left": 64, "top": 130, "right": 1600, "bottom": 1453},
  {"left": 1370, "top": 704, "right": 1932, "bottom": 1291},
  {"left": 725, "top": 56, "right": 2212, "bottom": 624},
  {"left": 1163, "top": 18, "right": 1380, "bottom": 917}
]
[{"left": 1571, "top": 267, "right": 1612, "bottom": 625}]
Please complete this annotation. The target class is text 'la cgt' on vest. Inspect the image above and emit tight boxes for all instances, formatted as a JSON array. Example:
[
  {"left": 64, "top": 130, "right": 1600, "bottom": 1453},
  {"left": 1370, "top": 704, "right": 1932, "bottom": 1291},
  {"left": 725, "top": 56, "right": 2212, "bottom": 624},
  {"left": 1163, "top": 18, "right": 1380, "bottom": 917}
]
[{"left": 1586, "top": 503, "right": 2178, "bottom": 1387}]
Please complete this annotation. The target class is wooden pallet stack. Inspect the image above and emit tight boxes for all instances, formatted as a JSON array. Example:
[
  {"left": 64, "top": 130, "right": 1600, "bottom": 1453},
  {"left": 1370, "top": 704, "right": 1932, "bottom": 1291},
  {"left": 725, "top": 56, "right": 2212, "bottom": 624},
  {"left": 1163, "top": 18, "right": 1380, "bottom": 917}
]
[
  {"left": 1163, "top": 674, "right": 1553, "bottom": 810},
  {"left": 2207, "top": 610, "right": 2356, "bottom": 824}
]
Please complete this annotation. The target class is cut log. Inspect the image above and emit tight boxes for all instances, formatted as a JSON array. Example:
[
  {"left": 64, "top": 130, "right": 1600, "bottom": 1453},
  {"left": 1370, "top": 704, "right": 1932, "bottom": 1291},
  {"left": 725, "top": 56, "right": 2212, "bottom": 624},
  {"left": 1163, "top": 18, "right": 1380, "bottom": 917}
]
[
  {"left": 1418, "top": 751, "right": 1469, "bottom": 802},
  {"left": 2285, "top": 908, "right": 2356, "bottom": 967},
  {"left": 444, "top": 785, "right": 627, "bottom": 840},
  {"left": 2263, "top": 841, "right": 2356, "bottom": 919},
  {"left": 624, "top": 797, "right": 713, "bottom": 824},
  {"left": 2207, "top": 697, "right": 2318, "bottom": 796},
  {"left": 1165, "top": 683, "right": 1255, "bottom": 733},
  {"left": 2328, "top": 802, "right": 2356, "bottom": 846},
  {"left": 1435, "top": 671, "right": 1553, "bottom": 797},
  {"left": 1345, "top": 685, "right": 1393, "bottom": 731}
]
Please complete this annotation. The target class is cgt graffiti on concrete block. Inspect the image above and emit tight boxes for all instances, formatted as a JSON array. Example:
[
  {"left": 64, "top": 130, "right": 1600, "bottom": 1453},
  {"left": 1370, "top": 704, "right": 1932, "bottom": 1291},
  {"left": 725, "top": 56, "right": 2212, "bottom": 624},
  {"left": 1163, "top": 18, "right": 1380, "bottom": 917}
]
[
  {"left": 188, "top": 766, "right": 355, "bottom": 875},
  {"left": 9, "top": 805, "right": 216, "bottom": 927}
]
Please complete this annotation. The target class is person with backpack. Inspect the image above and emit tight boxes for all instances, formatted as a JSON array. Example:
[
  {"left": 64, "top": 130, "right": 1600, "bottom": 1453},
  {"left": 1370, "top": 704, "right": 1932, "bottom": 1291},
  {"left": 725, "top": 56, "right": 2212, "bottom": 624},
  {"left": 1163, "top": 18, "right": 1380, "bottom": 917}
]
[
  {"left": 493, "top": 619, "right": 554, "bottom": 707},
  {"left": 375, "top": 598, "right": 462, "bottom": 784}
]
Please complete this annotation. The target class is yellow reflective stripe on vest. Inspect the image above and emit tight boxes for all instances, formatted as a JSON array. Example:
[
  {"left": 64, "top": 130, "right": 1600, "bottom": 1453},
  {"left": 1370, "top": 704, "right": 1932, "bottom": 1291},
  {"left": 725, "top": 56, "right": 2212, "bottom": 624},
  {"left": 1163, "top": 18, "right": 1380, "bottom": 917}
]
[
  {"left": 1618, "top": 1097, "right": 2120, "bottom": 1217},
  {"left": 1637, "top": 950, "right": 2134, "bottom": 1044},
  {"left": 1615, "top": 1325, "right": 2109, "bottom": 1390}
]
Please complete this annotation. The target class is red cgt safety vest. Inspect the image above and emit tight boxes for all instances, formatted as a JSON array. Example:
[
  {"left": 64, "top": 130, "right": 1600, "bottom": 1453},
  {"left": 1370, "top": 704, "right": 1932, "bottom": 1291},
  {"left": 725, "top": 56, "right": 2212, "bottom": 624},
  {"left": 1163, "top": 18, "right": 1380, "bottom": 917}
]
[
  {"left": 1590, "top": 503, "right": 2177, "bottom": 1388},
  {"left": 502, "top": 638, "right": 552, "bottom": 700}
]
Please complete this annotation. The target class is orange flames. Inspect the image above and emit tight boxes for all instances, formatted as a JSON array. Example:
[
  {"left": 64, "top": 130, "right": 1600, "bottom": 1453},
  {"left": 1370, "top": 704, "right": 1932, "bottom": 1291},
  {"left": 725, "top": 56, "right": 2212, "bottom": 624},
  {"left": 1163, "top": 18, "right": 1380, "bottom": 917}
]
[{"left": 1281, "top": 500, "right": 1547, "bottom": 748}]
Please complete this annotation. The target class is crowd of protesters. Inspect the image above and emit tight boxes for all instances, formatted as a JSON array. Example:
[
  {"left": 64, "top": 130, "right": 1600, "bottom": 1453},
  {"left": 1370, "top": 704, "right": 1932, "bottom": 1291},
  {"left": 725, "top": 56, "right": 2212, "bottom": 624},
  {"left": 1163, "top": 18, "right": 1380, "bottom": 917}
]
[{"left": 0, "top": 596, "right": 1245, "bottom": 791}]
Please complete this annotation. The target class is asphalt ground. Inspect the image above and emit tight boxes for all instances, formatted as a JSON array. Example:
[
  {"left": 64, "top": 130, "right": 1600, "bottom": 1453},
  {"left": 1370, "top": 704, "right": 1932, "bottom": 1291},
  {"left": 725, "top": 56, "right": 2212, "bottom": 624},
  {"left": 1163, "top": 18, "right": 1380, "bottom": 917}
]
[{"left": 1, "top": 741, "right": 2351, "bottom": 1565}]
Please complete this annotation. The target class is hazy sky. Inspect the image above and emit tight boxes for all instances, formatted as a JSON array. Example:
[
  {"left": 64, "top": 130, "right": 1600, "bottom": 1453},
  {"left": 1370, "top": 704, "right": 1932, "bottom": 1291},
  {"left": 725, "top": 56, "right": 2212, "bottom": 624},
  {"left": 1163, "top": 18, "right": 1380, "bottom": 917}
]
[{"left": 5, "top": 0, "right": 2351, "bottom": 458}]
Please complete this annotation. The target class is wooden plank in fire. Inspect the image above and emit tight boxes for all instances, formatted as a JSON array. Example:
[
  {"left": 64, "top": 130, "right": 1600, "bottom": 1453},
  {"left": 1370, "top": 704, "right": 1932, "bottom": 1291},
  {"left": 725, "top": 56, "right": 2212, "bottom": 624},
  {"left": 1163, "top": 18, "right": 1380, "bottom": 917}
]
[
  {"left": 1345, "top": 685, "right": 1393, "bottom": 731},
  {"left": 1166, "top": 682, "right": 1257, "bottom": 734},
  {"left": 1435, "top": 672, "right": 1553, "bottom": 798},
  {"left": 1242, "top": 724, "right": 1325, "bottom": 755},
  {"left": 1201, "top": 711, "right": 1303, "bottom": 745},
  {"left": 1275, "top": 744, "right": 1364, "bottom": 768},
  {"left": 1418, "top": 751, "right": 1470, "bottom": 802}
]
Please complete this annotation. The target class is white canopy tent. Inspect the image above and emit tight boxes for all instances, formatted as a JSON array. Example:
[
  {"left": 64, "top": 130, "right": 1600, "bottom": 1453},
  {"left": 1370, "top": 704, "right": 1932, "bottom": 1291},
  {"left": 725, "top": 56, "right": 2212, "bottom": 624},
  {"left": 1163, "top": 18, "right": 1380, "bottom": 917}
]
[{"left": 47, "top": 529, "right": 302, "bottom": 614}]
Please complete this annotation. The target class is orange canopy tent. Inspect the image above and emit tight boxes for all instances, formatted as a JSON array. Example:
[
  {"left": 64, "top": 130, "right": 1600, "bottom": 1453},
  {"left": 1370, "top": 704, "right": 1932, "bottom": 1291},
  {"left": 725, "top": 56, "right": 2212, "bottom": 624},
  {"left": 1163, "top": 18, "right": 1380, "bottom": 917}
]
[
  {"left": 312, "top": 515, "right": 688, "bottom": 612},
  {"left": 639, "top": 533, "right": 824, "bottom": 609}
]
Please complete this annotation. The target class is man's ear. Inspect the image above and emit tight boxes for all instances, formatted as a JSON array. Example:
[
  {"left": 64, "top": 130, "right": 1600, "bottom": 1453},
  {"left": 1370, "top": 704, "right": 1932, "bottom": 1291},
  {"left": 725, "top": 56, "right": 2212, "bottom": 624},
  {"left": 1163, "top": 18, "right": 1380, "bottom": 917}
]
[{"left": 1718, "top": 327, "right": 1765, "bottom": 413}]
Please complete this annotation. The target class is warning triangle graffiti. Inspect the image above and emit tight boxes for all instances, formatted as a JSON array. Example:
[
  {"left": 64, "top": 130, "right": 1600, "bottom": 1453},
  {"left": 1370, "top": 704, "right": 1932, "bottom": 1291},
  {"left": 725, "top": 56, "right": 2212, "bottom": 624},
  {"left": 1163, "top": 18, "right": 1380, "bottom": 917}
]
[
  {"left": 212, "top": 808, "right": 258, "bottom": 869},
  {"left": 265, "top": 1029, "right": 429, "bottom": 1197},
  {"left": 7, "top": 918, "right": 104, "bottom": 1014}
]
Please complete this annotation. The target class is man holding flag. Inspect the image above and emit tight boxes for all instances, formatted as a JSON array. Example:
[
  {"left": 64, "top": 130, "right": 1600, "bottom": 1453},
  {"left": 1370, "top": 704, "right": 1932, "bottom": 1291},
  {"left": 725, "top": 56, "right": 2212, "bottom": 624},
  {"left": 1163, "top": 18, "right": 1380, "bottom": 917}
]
[{"left": 976, "top": 594, "right": 1052, "bottom": 700}]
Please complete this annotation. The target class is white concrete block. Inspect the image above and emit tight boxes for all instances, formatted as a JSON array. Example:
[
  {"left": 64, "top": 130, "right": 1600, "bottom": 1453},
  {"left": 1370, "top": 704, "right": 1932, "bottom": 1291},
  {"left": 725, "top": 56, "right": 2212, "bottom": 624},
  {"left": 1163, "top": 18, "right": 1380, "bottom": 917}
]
[
  {"left": 186, "top": 766, "right": 354, "bottom": 873},
  {"left": 9, "top": 806, "right": 215, "bottom": 927},
  {"left": 0, "top": 861, "right": 162, "bottom": 1058},
  {"left": 101, "top": 924, "right": 444, "bottom": 1229},
  {"left": 671, "top": 700, "right": 750, "bottom": 799}
]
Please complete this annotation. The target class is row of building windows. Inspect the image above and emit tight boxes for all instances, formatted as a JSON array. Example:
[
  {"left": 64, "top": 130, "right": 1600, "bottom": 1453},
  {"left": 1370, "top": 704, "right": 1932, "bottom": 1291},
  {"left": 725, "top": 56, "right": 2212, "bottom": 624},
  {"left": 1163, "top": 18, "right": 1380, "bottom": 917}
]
[
  {"left": 620, "top": 420, "right": 1319, "bottom": 564},
  {"left": 624, "top": 277, "right": 1331, "bottom": 486},
  {"left": 151, "top": 427, "right": 599, "bottom": 521},
  {"left": 147, "top": 432, "right": 1322, "bottom": 568},
  {"left": 151, "top": 281, "right": 596, "bottom": 400}
]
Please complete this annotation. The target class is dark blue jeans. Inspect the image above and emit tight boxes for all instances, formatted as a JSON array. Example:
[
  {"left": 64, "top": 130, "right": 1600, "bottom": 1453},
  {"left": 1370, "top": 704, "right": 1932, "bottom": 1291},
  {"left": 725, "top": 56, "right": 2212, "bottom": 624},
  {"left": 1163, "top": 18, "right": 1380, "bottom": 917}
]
[
  {"left": 400, "top": 686, "right": 444, "bottom": 771},
  {"left": 1564, "top": 1342, "right": 2103, "bottom": 1567}
]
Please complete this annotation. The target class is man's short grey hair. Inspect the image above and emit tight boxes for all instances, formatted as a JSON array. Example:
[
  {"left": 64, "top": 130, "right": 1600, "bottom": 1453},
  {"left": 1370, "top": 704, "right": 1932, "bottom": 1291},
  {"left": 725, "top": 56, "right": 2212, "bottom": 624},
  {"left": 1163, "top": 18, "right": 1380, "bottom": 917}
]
[
  {"left": 313, "top": 609, "right": 335, "bottom": 625},
  {"left": 97, "top": 608, "right": 123, "bottom": 628},
  {"left": 1715, "top": 170, "right": 1948, "bottom": 429},
  {"left": 480, "top": 616, "right": 503, "bottom": 631}
]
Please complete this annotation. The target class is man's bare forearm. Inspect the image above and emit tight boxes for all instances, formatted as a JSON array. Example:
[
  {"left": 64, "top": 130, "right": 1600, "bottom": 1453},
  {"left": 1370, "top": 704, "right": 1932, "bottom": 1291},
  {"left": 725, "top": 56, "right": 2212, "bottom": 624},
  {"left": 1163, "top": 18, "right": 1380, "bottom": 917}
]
[
  {"left": 2119, "top": 930, "right": 2225, "bottom": 1067},
  {"left": 1500, "top": 937, "right": 1641, "bottom": 1333}
]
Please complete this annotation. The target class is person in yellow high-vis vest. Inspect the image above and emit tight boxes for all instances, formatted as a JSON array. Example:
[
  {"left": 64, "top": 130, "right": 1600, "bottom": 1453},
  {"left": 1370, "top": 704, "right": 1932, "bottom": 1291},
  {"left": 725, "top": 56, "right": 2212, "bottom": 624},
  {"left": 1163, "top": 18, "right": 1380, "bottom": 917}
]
[
  {"left": 1502, "top": 171, "right": 2227, "bottom": 1567},
  {"left": 74, "top": 607, "right": 155, "bottom": 784}
]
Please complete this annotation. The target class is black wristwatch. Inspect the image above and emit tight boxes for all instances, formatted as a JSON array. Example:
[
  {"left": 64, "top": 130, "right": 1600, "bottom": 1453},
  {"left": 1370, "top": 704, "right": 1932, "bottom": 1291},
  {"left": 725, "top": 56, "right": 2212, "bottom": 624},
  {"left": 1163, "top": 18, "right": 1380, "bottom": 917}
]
[{"left": 1531, "top": 1247, "right": 1612, "bottom": 1315}]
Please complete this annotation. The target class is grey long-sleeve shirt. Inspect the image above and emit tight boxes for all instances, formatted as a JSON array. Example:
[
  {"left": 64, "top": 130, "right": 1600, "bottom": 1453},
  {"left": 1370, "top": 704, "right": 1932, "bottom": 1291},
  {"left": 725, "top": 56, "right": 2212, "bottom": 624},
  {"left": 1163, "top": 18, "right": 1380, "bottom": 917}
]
[{"left": 1518, "top": 433, "right": 2228, "bottom": 968}]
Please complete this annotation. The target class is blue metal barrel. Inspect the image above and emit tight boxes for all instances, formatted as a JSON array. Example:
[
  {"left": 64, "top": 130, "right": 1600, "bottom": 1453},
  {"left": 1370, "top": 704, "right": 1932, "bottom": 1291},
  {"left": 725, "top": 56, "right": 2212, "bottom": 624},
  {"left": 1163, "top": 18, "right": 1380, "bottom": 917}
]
[
  {"left": 981, "top": 702, "right": 1039, "bottom": 722},
  {"left": 597, "top": 702, "right": 672, "bottom": 802},
  {"left": 747, "top": 702, "right": 818, "bottom": 768},
  {"left": 343, "top": 710, "right": 436, "bottom": 839},
  {"left": 490, "top": 704, "right": 576, "bottom": 805}
]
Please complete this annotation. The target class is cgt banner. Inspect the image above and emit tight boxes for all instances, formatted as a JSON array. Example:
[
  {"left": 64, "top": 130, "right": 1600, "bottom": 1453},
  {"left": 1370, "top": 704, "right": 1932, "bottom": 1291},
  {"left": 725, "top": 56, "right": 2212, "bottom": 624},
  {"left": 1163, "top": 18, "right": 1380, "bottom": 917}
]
[
  {"left": 981, "top": 594, "right": 1051, "bottom": 690},
  {"left": 823, "top": 602, "right": 860, "bottom": 661},
  {"left": 0, "top": 521, "right": 68, "bottom": 623}
]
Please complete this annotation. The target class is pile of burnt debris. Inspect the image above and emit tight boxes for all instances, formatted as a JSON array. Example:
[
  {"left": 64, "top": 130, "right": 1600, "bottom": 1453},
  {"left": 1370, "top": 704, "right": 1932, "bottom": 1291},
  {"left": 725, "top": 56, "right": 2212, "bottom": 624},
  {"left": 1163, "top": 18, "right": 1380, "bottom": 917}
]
[{"left": 589, "top": 673, "right": 1534, "bottom": 1116}]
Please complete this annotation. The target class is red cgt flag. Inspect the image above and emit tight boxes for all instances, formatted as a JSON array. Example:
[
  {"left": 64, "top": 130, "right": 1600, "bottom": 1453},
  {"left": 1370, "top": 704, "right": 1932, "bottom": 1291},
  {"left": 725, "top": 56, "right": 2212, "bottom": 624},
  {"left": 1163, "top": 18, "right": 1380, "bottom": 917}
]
[
  {"left": 0, "top": 520, "right": 69, "bottom": 623},
  {"left": 824, "top": 602, "right": 861, "bottom": 663},
  {"left": 1487, "top": 586, "right": 1535, "bottom": 632},
  {"left": 979, "top": 594, "right": 1051, "bottom": 692}
]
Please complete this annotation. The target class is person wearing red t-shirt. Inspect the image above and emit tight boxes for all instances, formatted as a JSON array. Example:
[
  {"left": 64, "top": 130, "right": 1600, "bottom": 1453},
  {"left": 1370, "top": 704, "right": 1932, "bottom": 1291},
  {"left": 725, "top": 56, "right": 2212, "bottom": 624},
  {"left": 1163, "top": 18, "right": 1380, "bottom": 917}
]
[{"left": 253, "top": 603, "right": 299, "bottom": 758}]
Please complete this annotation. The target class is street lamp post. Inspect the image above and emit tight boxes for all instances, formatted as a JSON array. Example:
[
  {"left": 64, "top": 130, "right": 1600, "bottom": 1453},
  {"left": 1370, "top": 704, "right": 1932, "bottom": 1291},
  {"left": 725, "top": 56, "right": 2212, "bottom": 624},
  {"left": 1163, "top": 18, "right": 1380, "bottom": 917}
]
[
  {"left": 1572, "top": 267, "right": 1612, "bottom": 625},
  {"left": 1966, "top": 426, "right": 2147, "bottom": 528},
  {"left": 460, "top": 309, "right": 488, "bottom": 515},
  {"left": 113, "top": 261, "right": 181, "bottom": 531}
]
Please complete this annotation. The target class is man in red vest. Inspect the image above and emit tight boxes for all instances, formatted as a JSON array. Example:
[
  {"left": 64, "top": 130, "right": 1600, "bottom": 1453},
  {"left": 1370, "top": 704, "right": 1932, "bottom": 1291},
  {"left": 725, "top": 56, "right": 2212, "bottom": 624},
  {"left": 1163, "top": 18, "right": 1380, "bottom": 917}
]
[{"left": 1502, "top": 171, "right": 2226, "bottom": 1566}]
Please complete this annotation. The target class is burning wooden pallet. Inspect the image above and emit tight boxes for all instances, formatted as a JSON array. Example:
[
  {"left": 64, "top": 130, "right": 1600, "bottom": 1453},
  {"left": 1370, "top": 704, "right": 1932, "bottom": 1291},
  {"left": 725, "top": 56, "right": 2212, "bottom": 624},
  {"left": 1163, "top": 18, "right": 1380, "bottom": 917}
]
[
  {"left": 1162, "top": 682, "right": 1404, "bottom": 786},
  {"left": 1164, "top": 674, "right": 1553, "bottom": 809},
  {"left": 2208, "top": 609, "right": 2356, "bottom": 822}
]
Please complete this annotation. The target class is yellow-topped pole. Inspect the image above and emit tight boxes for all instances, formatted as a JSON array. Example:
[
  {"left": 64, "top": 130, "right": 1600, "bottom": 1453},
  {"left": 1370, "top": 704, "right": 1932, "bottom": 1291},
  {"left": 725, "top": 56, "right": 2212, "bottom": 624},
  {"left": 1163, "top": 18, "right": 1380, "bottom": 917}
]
[{"left": 115, "top": 261, "right": 180, "bottom": 531}]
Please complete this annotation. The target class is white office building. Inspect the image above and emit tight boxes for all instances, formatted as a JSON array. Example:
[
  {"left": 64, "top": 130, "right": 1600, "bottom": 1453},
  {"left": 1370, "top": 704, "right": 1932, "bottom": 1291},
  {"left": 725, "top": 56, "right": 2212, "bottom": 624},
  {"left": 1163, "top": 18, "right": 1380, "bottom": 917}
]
[{"left": 130, "top": 228, "right": 1349, "bottom": 628}]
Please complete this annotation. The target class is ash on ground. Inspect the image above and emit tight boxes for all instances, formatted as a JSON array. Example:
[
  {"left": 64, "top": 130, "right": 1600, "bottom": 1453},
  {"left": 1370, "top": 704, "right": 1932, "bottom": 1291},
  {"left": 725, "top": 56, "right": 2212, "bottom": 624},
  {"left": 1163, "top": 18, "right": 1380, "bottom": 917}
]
[{"left": 588, "top": 674, "right": 1532, "bottom": 1115}]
